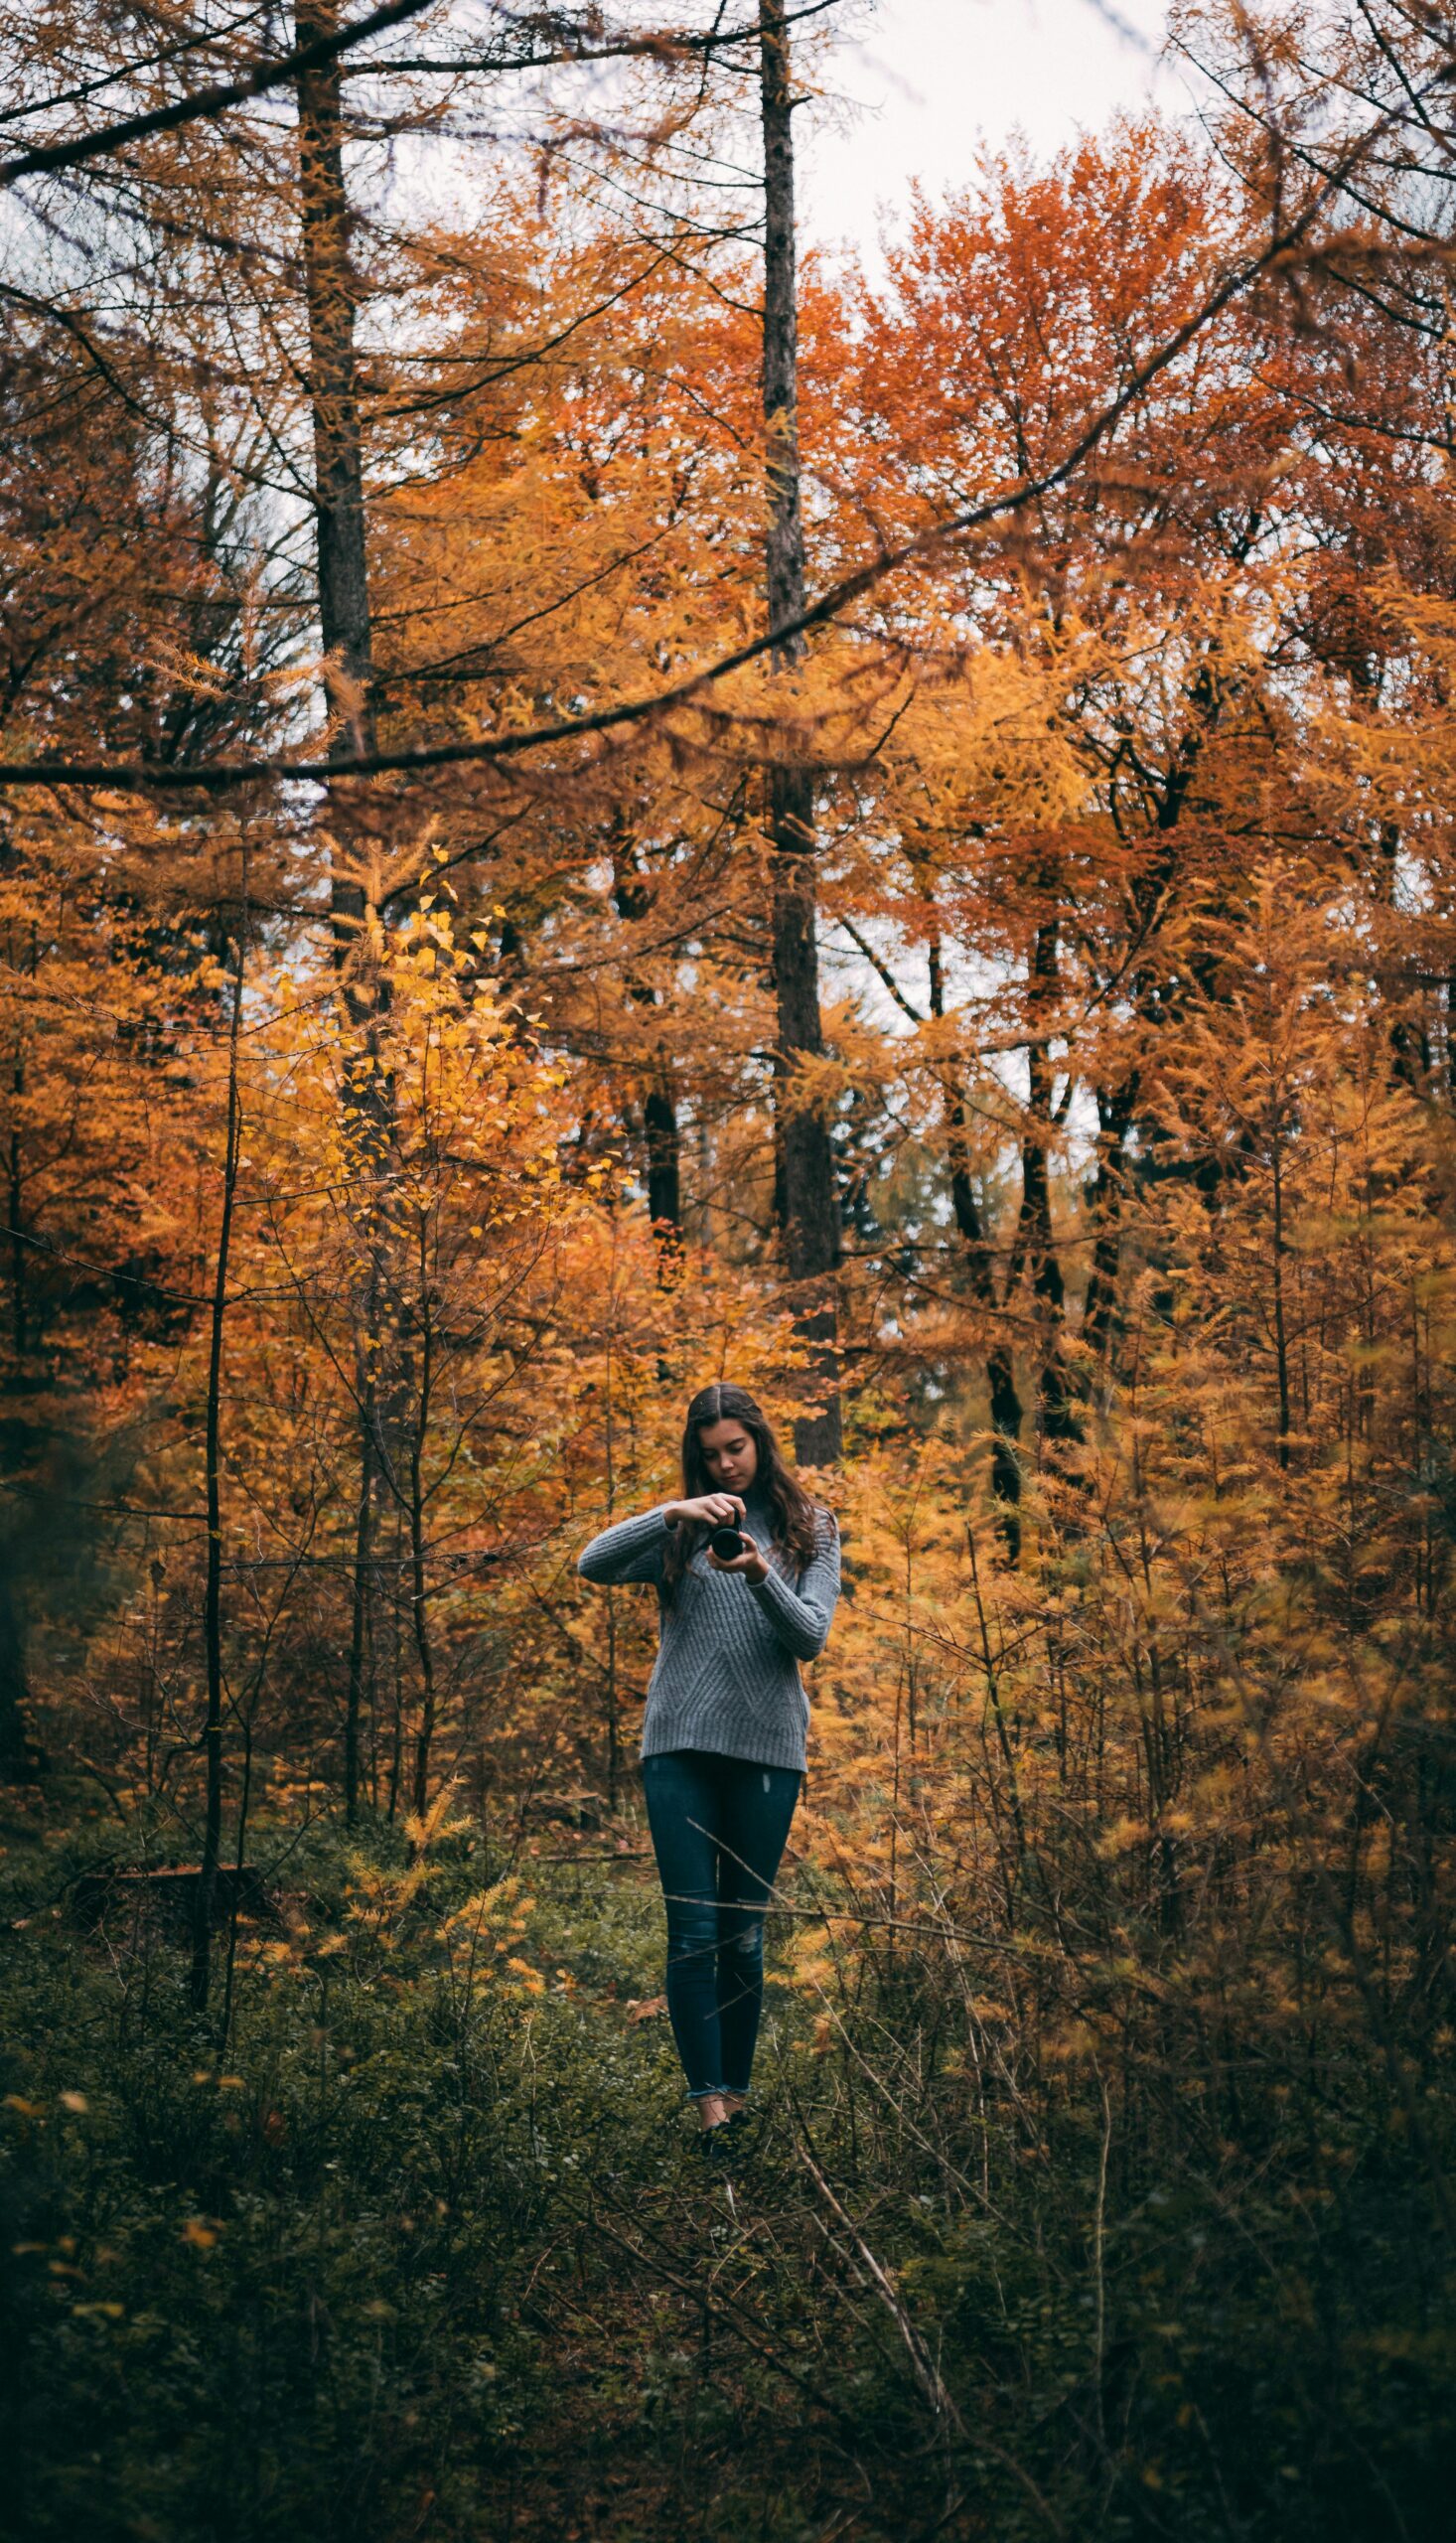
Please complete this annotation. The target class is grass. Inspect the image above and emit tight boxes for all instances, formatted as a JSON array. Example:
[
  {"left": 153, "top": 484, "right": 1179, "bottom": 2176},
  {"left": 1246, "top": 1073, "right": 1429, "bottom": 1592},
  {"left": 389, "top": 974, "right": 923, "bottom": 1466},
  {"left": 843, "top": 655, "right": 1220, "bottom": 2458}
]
[{"left": 1, "top": 1787, "right": 1451, "bottom": 2542}]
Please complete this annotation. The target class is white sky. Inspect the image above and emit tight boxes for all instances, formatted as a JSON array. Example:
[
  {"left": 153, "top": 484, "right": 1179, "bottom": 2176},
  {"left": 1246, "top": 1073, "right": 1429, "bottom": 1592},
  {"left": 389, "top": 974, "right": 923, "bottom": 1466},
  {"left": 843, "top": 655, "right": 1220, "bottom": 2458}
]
[{"left": 800, "top": 0, "right": 1180, "bottom": 273}]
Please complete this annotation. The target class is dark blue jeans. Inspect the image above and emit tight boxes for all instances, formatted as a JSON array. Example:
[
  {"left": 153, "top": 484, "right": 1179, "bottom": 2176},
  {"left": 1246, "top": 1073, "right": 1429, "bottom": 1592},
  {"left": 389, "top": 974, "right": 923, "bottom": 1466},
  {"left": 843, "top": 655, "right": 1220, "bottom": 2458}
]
[{"left": 641, "top": 1748, "right": 801, "bottom": 2101}]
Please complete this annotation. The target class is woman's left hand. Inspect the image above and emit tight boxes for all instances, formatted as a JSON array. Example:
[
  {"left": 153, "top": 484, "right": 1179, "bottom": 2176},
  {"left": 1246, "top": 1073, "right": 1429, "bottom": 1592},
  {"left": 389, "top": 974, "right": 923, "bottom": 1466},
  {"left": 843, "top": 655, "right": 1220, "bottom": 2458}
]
[{"left": 707, "top": 1540, "right": 769, "bottom": 1583}]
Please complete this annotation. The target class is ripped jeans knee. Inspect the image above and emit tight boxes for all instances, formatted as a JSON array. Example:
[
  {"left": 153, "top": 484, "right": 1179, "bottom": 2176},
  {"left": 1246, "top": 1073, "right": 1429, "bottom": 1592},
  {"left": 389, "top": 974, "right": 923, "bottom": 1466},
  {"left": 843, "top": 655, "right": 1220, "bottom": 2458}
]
[{"left": 727, "top": 1916, "right": 764, "bottom": 1969}]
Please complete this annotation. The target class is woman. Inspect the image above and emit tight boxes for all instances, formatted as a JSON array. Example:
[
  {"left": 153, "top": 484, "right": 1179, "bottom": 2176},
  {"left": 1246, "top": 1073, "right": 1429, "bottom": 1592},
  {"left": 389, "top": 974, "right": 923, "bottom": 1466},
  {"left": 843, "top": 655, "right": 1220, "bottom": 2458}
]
[{"left": 576, "top": 1381, "right": 841, "bottom": 2147}]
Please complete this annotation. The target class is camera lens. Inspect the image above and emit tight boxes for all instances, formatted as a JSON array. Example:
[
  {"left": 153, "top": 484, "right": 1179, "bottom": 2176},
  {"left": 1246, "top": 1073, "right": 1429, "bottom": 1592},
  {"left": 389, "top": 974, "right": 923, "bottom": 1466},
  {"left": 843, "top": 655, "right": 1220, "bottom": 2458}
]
[{"left": 709, "top": 1524, "right": 746, "bottom": 1559}]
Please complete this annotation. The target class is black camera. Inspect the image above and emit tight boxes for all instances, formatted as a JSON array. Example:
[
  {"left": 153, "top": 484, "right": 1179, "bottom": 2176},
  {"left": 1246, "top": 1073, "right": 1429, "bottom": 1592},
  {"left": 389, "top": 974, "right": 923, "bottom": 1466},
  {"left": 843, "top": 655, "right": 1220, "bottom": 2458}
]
[{"left": 708, "top": 1523, "right": 749, "bottom": 1560}]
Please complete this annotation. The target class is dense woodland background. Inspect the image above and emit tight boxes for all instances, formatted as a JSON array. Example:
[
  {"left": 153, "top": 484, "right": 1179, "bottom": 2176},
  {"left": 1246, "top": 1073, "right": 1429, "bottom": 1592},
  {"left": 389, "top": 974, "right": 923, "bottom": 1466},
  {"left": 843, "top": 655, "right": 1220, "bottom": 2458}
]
[{"left": 0, "top": 1, "right": 1453, "bottom": 2535}]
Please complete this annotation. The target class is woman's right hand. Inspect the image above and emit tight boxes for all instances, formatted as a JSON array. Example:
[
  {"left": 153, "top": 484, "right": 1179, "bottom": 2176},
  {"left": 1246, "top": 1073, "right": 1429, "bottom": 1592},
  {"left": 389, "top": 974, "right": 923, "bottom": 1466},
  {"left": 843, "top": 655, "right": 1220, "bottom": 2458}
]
[{"left": 664, "top": 1492, "right": 745, "bottom": 1529}]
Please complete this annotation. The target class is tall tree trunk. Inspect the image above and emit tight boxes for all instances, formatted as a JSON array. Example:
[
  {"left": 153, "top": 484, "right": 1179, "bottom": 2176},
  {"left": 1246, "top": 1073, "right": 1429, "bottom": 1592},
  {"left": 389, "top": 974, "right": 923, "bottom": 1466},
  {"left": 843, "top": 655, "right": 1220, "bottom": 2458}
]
[
  {"left": 7, "top": 1044, "right": 23, "bottom": 1367},
  {"left": 295, "top": 0, "right": 375, "bottom": 776},
  {"left": 0, "top": 1559, "right": 36, "bottom": 1780},
  {"left": 929, "top": 933, "right": 1024, "bottom": 1556},
  {"left": 344, "top": 1296, "right": 375, "bottom": 1827},
  {"left": 612, "top": 842, "right": 683, "bottom": 1273},
  {"left": 758, "top": 0, "right": 840, "bottom": 1466},
  {"left": 191, "top": 877, "right": 246, "bottom": 2018},
  {"left": 643, "top": 1084, "right": 681, "bottom": 1252},
  {"left": 1081, "top": 1079, "right": 1136, "bottom": 1373},
  {"left": 1023, "top": 918, "right": 1080, "bottom": 1449},
  {"left": 408, "top": 1304, "right": 438, "bottom": 1816},
  {"left": 295, "top": 5, "right": 399, "bottom": 1809},
  {"left": 1271, "top": 1120, "right": 1292, "bottom": 1472}
]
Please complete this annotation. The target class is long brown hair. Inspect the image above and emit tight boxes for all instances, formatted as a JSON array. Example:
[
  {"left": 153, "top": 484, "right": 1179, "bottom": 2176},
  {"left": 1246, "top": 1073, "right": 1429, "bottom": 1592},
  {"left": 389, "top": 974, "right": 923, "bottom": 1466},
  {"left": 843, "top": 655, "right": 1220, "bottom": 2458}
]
[{"left": 659, "top": 1381, "right": 824, "bottom": 1606}]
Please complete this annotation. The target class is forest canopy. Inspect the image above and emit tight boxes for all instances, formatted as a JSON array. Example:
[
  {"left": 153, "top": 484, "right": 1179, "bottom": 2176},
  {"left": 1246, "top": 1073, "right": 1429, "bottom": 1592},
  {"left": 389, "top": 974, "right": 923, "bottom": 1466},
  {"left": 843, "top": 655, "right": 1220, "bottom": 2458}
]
[{"left": 0, "top": 2, "right": 1453, "bottom": 2536}]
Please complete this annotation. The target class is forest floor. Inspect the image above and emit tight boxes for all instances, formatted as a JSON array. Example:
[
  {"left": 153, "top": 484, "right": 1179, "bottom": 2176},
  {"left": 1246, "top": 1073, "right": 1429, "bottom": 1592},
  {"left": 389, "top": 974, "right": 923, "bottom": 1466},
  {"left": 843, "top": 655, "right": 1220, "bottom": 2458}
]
[{"left": 1, "top": 1782, "right": 1450, "bottom": 2543}]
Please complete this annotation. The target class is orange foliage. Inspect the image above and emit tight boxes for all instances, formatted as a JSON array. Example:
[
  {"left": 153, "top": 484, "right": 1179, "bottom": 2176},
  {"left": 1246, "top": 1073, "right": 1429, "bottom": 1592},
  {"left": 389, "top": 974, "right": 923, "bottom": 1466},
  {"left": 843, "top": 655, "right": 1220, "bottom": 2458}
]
[{"left": 0, "top": 16, "right": 1452, "bottom": 2230}]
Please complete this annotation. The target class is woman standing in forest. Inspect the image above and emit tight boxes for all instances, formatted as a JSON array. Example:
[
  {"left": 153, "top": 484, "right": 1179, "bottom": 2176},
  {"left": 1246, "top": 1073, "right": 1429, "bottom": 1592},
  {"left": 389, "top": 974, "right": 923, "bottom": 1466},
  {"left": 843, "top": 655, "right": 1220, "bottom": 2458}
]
[{"left": 577, "top": 1382, "right": 841, "bottom": 2150}]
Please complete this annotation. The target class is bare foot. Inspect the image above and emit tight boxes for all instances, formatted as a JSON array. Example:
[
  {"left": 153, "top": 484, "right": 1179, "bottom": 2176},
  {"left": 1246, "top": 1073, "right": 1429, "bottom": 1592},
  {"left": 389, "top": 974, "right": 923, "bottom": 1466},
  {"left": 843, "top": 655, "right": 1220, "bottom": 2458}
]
[
  {"left": 696, "top": 2093, "right": 729, "bottom": 2131},
  {"left": 721, "top": 2093, "right": 746, "bottom": 2120}
]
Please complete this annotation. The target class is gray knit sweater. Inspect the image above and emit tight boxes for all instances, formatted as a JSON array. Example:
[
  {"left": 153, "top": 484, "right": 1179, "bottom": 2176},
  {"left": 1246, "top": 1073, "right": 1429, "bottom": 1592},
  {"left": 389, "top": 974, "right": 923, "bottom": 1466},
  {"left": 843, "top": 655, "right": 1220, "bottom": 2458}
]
[{"left": 575, "top": 1482, "right": 841, "bottom": 1772}]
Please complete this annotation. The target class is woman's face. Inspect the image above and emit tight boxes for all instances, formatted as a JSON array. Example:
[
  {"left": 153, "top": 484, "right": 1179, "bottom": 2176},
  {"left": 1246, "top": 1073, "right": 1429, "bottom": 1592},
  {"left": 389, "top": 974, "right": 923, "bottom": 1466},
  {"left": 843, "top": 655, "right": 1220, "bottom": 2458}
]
[{"left": 697, "top": 1417, "right": 759, "bottom": 1495}]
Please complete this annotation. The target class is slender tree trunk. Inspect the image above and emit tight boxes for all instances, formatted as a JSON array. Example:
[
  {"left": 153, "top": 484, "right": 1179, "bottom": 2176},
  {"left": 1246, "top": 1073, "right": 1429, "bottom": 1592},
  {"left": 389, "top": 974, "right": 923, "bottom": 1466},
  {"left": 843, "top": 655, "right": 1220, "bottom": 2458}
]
[
  {"left": 1271, "top": 1124, "right": 1292, "bottom": 1472},
  {"left": 1022, "top": 916, "right": 1080, "bottom": 1448},
  {"left": 295, "top": 0, "right": 383, "bottom": 1018},
  {"left": 295, "top": 0, "right": 374, "bottom": 774},
  {"left": 295, "top": 8, "right": 401, "bottom": 1808},
  {"left": 1379, "top": 821, "right": 1429, "bottom": 1094},
  {"left": 409, "top": 1296, "right": 437, "bottom": 1817},
  {"left": 929, "top": 933, "right": 1024, "bottom": 1554},
  {"left": 697, "top": 1111, "right": 715, "bottom": 1253},
  {"left": 0, "top": 1561, "right": 35, "bottom": 1780},
  {"left": 1082, "top": 1080, "right": 1137, "bottom": 1372},
  {"left": 408, "top": 1470, "right": 436, "bottom": 1817},
  {"left": 643, "top": 1084, "right": 681, "bottom": 1249},
  {"left": 946, "top": 1127, "right": 1025, "bottom": 1556},
  {"left": 759, "top": 0, "right": 840, "bottom": 1465},
  {"left": 601, "top": 1257, "right": 622, "bottom": 1809},
  {"left": 191, "top": 875, "right": 247, "bottom": 2017},
  {"left": 217, "top": 1694, "right": 256, "bottom": 2053},
  {"left": 8, "top": 1046, "right": 23, "bottom": 1366},
  {"left": 344, "top": 1317, "right": 375, "bottom": 1826},
  {"left": 612, "top": 842, "right": 683, "bottom": 1273},
  {"left": 387, "top": 1603, "right": 403, "bottom": 1821}
]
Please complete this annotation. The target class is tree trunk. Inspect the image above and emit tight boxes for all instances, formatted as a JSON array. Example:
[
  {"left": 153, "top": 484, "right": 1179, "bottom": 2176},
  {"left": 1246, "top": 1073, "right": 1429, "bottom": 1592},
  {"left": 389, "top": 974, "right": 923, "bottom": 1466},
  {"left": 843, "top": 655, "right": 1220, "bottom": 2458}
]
[
  {"left": 344, "top": 1318, "right": 375, "bottom": 1826},
  {"left": 929, "top": 932, "right": 1024, "bottom": 1555},
  {"left": 758, "top": 0, "right": 840, "bottom": 1466},
  {"left": 295, "top": 6, "right": 402, "bottom": 1811},
  {"left": 0, "top": 1558, "right": 37, "bottom": 1779},
  {"left": 1082, "top": 1080, "right": 1136, "bottom": 1373},
  {"left": 7, "top": 1044, "right": 23, "bottom": 1367},
  {"left": 408, "top": 1307, "right": 437, "bottom": 1817},
  {"left": 1021, "top": 915, "right": 1080, "bottom": 1450},
  {"left": 643, "top": 1085, "right": 681, "bottom": 1246},
  {"left": 946, "top": 1127, "right": 1025, "bottom": 1558},
  {"left": 191, "top": 883, "right": 246, "bottom": 2017},
  {"left": 295, "top": 0, "right": 375, "bottom": 774},
  {"left": 612, "top": 842, "right": 683, "bottom": 1272}
]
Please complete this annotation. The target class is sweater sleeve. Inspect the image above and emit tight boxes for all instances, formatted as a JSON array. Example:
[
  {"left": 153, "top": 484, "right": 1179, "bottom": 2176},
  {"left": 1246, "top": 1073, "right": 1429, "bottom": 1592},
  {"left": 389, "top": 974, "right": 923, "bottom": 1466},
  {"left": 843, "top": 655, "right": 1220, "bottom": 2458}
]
[
  {"left": 745, "top": 1510, "right": 841, "bottom": 1661},
  {"left": 576, "top": 1501, "right": 676, "bottom": 1586}
]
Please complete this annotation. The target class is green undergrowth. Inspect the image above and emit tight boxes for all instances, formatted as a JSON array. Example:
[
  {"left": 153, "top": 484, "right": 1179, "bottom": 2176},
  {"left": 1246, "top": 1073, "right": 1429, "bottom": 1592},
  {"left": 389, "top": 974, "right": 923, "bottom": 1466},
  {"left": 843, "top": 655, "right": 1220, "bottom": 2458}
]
[{"left": 1, "top": 1790, "right": 1451, "bottom": 2542}]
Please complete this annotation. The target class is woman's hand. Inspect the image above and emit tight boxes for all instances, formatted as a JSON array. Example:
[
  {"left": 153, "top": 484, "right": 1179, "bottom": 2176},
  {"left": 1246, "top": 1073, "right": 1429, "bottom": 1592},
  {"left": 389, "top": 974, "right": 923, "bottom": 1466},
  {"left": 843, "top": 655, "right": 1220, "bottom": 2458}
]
[
  {"left": 708, "top": 1541, "right": 770, "bottom": 1583},
  {"left": 662, "top": 1494, "right": 769, "bottom": 1582},
  {"left": 664, "top": 1492, "right": 745, "bottom": 1529}
]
